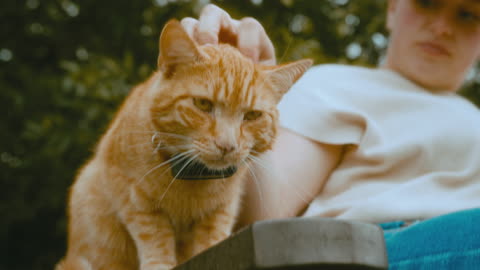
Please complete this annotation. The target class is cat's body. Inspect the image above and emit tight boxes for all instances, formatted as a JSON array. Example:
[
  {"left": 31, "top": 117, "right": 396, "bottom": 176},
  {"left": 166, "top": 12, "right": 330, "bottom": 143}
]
[{"left": 56, "top": 20, "right": 311, "bottom": 270}]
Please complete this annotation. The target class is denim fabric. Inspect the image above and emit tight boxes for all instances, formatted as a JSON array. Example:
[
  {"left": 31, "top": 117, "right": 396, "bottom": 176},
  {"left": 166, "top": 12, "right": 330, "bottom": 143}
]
[{"left": 380, "top": 208, "right": 480, "bottom": 270}]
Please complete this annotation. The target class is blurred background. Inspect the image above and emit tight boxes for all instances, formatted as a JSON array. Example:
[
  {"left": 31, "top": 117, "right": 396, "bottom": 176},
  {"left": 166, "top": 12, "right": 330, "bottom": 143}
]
[{"left": 1, "top": 0, "right": 479, "bottom": 269}]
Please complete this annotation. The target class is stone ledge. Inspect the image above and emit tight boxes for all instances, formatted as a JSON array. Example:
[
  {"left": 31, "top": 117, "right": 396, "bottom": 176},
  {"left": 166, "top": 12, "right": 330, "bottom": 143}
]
[{"left": 175, "top": 217, "right": 388, "bottom": 270}]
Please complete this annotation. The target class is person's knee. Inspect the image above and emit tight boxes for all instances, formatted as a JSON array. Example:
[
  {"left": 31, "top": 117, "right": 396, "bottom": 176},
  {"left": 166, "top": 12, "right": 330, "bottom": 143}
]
[{"left": 385, "top": 208, "right": 480, "bottom": 267}]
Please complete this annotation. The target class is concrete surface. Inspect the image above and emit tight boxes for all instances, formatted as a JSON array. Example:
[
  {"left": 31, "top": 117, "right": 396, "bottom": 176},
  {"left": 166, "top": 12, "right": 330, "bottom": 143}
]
[{"left": 174, "top": 217, "right": 388, "bottom": 270}]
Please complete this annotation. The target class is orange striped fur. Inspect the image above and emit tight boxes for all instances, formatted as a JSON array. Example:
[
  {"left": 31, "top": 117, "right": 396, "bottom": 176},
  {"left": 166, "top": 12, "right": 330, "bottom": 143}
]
[{"left": 56, "top": 19, "right": 312, "bottom": 270}]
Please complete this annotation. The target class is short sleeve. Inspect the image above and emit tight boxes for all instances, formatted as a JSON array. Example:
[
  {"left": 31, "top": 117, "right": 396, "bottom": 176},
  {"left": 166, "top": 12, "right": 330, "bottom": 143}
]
[{"left": 278, "top": 65, "right": 367, "bottom": 145}]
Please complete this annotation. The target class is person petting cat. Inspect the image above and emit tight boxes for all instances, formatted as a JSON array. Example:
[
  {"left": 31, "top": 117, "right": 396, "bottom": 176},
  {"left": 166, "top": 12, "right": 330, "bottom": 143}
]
[
  {"left": 56, "top": 20, "right": 311, "bottom": 270},
  {"left": 181, "top": 0, "right": 480, "bottom": 269}
]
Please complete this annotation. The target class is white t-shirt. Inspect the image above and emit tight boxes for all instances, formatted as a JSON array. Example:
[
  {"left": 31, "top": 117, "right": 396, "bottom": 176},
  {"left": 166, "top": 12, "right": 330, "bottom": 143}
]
[{"left": 278, "top": 64, "right": 480, "bottom": 223}]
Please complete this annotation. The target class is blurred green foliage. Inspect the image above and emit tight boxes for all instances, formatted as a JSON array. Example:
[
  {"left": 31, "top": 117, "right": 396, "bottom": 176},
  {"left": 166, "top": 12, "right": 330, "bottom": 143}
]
[{"left": 1, "top": 0, "right": 478, "bottom": 269}]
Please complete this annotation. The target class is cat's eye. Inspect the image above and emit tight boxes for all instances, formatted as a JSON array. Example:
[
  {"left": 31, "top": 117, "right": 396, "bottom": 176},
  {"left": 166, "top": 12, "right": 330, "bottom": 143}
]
[
  {"left": 414, "top": 0, "right": 436, "bottom": 9},
  {"left": 458, "top": 9, "right": 480, "bottom": 23},
  {"left": 244, "top": 110, "right": 263, "bottom": 121},
  {"left": 193, "top": 98, "right": 214, "bottom": 113}
]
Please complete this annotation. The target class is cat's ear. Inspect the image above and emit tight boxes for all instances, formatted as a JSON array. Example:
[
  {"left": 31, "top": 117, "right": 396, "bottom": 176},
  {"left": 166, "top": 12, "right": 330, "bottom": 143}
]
[
  {"left": 265, "top": 59, "right": 313, "bottom": 100},
  {"left": 157, "top": 19, "right": 202, "bottom": 76}
]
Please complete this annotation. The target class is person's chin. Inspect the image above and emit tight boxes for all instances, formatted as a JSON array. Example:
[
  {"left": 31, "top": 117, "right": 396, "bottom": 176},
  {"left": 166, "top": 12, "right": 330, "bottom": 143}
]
[{"left": 411, "top": 70, "right": 455, "bottom": 91}]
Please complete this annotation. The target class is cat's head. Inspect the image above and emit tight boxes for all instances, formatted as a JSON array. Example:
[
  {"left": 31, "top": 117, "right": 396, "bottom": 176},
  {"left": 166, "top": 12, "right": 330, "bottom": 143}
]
[{"left": 148, "top": 19, "right": 311, "bottom": 179}]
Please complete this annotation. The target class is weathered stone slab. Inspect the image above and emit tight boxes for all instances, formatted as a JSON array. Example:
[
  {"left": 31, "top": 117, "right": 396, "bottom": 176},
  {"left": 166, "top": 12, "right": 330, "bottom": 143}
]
[{"left": 175, "top": 217, "right": 388, "bottom": 270}]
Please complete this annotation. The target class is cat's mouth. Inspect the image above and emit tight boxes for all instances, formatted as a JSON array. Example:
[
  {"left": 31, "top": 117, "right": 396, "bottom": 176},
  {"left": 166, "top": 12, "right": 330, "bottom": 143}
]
[{"left": 170, "top": 155, "right": 237, "bottom": 180}]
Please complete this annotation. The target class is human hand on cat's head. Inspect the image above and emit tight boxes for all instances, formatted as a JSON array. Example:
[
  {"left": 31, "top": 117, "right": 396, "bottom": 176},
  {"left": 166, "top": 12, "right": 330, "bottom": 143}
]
[{"left": 180, "top": 4, "right": 276, "bottom": 65}]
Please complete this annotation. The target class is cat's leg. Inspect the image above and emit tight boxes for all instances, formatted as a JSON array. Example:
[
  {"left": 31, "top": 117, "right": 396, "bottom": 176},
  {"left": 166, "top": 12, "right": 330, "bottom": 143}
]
[
  {"left": 189, "top": 203, "right": 237, "bottom": 259},
  {"left": 65, "top": 211, "right": 138, "bottom": 270},
  {"left": 55, "top": 256, "right": 92, "bottom": 270},
  {"left": 56, "top": 256, "right": 134, "bottom": 270},
  {"left": 120, "top": 208, "right": 177, "bottom": 270},
  {"left": 66, "top": 179, "right": 139, "bottom": 270}
]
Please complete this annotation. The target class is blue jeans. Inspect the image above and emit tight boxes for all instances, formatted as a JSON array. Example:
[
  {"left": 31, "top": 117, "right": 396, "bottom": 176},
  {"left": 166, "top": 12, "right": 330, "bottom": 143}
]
[{"left": 380, "top": 208, "right": 480, "bottom": 269}]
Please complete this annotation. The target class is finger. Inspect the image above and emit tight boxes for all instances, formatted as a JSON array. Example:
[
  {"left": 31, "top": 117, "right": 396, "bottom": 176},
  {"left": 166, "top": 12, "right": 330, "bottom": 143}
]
[
  {"left": 237, "top": 17, "right": 276, "bottom": 65},
  {"left": 237, "top": 18, "right": 262, "bottom": 62},
  {"left": 180, "top": 17, "right": 198, "bottom": 40},
  {"left": 196, "top": 4, "right": 236, "bottom": 45},
  {"left": 259, "top": 35, "right": 276, "bottom": 65}
]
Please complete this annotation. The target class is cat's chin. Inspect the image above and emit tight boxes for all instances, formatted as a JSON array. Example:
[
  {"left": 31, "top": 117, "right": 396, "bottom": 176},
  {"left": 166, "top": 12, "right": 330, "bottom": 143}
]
[{"left": 170, "top": 155, "right": 238, "bottom": 180}]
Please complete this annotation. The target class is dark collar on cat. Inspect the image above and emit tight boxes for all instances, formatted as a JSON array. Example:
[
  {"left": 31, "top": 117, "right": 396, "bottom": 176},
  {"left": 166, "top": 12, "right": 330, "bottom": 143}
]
[{"left": 170, "top": 156, "right": 237, "bottom": 180}]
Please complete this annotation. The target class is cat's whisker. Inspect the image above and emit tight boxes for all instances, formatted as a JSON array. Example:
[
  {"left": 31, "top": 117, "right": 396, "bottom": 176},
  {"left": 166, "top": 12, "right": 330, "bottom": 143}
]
[
  {"left": 151, "top": 144, "right": 192, "bottom": 153},
  {"left": 149, "top": 154, "right": 188, "bottom": 181},
  {"left": 117, "top": 130, "right": 190, "bottom": 141},
  {"left": 158, "top": 151, "right": 194, "bottom": 179},
  {"left": 245, "top": 156, "right": 281, "bottom": 216},
  {"left": 145, "top": 151, "right": 198, "bottom": 186},
  {"left": 249, "top": 149, "right": 262, "bottom": 156},
  {"left": 172, "top": 153, "right": 200, "bottom": 181},
  {"left": 116, "top": 131, "right": 190, "bottom": 153},
  {"left": 158, "top": 153, "right": 200, "bottom": 204},
  {"left": 153, "top": 131, "right": 190, "bottom": 140},
  {"left": 246, "top": 154, "right": 311, "bottom": 207},
  {"left": 242, "top": 159, "right": 267, "bottom": 217},
  {"left": 192, "top": 142, "right": 216, "bottom": 157},
  {"left": 277, "top": 33, "right": 294, "bottom": 65},
  {"left": 148, "top": 144, "right": 193, "bottom": 164},
  {"left": 155, "top": 149, "right": 199, "bottom": 180},
  {"left": 137, "top": 149, "right": 195, "bottom": 184},
  {"left": 245, "top": 154, "right": 267, "bottom": 170},
  {"left": 122, "top": 141, "right": 182, "bottom": 150}
]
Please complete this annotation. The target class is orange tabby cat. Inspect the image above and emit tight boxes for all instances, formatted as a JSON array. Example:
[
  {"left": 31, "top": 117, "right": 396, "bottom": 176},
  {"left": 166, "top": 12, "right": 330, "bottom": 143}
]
[{"left": 56, "top": 19, "right": 312, "bottom": 270}]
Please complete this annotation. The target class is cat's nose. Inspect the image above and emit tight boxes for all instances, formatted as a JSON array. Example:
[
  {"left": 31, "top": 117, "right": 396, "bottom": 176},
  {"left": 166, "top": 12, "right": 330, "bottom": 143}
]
[{"left": 215, "top": 141, "right": 235, "bottom": 155}]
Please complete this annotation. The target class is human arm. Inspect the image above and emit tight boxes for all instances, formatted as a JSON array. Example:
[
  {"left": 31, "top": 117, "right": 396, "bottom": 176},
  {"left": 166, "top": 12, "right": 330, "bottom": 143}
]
[{"left": 235, "top": 128, "right": 344, "bottom": 229}]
